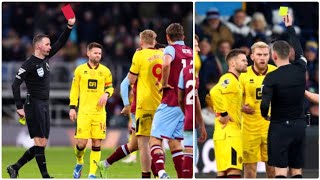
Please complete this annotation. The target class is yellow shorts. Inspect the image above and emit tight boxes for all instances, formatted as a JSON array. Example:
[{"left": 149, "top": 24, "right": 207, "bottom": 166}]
[
  {"left": 135, "top": 109, "right": 156, "bottom": 136},
  {"left": 75, "top": 114, "right": 106, "bottom": 139},
  {"left": 242, "top": 131, "right": 268, "bottom": 163},
  {"left": 214, "top": 124, "right": 243, "bottom": 172}
]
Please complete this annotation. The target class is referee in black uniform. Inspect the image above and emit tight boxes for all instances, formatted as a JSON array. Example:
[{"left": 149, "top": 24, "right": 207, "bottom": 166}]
[
  {"left": 260, "top": 14, "right": 307, "bottom": 178},
  {"left": 8, "top": 17, "right": 76, "bottom": 178}
]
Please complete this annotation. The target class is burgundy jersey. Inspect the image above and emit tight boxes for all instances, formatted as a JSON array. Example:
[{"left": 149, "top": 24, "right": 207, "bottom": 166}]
[
  {"left": 181, "top": 65, "right": 194, "bottom": 131},
  {"left": 161, "top": 44, "right": 193, "bottom": 106},
  {"left": 130, "top": 82, "right": 137, "bottom": 114}
]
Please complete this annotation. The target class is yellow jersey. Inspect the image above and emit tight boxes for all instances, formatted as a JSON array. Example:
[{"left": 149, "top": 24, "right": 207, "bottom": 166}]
[
  {"left": 194, "top": 51, "right": 201, "bottom": 78},
  {"left": 129, "top": 48, "right": 163, "bottom": 110},
  {"left": 239, "top": 65, "right": 276, "bottom": 132},
  {"left": 210, "top": 72, "right": 243, "bottom": 128},
  {"left": 69, "top": 63, "right": 114, "bottom": 115}
]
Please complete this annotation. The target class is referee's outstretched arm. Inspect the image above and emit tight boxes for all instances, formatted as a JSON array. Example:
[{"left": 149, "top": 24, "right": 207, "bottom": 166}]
[{"left": 284, "top": 15, "right": 306, "bottom": 65}]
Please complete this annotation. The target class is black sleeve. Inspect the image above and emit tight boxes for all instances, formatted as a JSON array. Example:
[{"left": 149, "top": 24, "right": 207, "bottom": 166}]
[
  {"left": 287, "top": 26, "right": 304, "bottom": 62},
  {"left": 12, "top": 61, "right": 29, "bottom": 109},
  {"left": 260, "top": 74, "right": 273, "bottom": 118},
  {"left": 48, "top": 26, "right": 72, "bottom": 59}
]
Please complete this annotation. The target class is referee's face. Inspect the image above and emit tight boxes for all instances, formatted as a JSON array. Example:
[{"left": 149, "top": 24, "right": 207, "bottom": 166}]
[
  {"left": 251, "top": 47, "right": 269, "bottom": 71},
  {"left": 38, "top": 37, "right": 51, "bottom": 56}
]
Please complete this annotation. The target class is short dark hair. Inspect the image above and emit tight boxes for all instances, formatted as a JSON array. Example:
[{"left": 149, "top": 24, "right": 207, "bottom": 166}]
[
  {"left": 272, "top": 40, "right": 290, "bottom": 59},
  {"left": 32, "top": 34, "right": 50, "bottom": 47},
  {"left": 87, "top": 42, "right": 103, "bottom": 51},
  {"left": 166, "top": 23, "right": 184, "bottom": 42},
  {"left": 226, "top": 48, "right": 246, "bottom": 63}
]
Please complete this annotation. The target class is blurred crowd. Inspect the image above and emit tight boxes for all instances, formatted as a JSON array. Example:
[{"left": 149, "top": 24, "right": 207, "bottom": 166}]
[
  {"left": 196, "top": 3, "right": 319, "bottom": 125},
  {"left": 2, "top": 2, "right": 192, "bottom": 125}
]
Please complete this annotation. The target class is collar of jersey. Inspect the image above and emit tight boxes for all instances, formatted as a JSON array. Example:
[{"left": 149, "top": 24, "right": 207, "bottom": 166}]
[
  {"left": 252, "top": 65, "right": 268, "bottom": 76},
  {"left": 172, "top": 41, "right": 185, "bottom": 45},
  {"left": 87, "top": 63, "right": 99, "bottom": 69}
]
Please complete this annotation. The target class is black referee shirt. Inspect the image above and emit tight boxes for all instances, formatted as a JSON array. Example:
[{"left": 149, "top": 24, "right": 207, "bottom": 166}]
[
  {"left": 12, "top": 27, "right": 72, "bottom": 109},
  {"left": 260, "top": 26, "right": 307, "bottom": 122}
]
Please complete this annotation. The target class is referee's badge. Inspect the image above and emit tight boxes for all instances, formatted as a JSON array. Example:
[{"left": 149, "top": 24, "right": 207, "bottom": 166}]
[{"left": 37, "top": 67, "right": 44, "bottom": 77}]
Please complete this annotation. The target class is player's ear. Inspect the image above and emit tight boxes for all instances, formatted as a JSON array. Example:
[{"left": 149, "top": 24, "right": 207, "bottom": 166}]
[{"left": 87, "top": 50, "right": 91, "bottom": 57}]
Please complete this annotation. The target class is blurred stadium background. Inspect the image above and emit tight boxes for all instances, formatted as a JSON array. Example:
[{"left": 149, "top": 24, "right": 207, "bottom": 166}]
[
  {"left": 195, "top": 2, "right": 319, "bottom": 178},
  {"left": 2, "top": 2, "right": 192, "bottom": 178}
]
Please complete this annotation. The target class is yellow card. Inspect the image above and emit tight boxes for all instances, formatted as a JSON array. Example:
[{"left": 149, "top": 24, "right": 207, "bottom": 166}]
[
  {"left": 279, "top": 6, "right": 288, "bottom": 16},
  {"left": 19, "top": 117, "right": 26, "bottom": 125}
]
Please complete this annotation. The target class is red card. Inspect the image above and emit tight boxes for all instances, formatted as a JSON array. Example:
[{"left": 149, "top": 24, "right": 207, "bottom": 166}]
[{"left": 61, "top": 4, "right": 75, "bottom": 20}]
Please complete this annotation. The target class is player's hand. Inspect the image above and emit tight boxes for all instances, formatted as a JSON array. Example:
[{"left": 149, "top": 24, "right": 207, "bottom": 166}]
[
  {"left": 17, "top": 109, "right": 25, "bottom": 118},
  {"left": 98, "top": 93, "right": 109, "bottom": 107},
  {"left": 283, "top": 14, "right": 293, "bottom": 27},
  {"left": 219, "top": 115, "right": 233, "bottom": 129},
  {"left": 68, "top": 17, "right": 76, "bottom": 26},
  {"left": 69, "top": 109, "right": 77, "bottom": 122},
  {"left": 197, "top": 124, "right": 207, "bottom": 143},
  {"left": 121, "top": 105, "right": 130, "bottom": 116},
  {"left": 159, "top": 84, "right": 174, "bottom": 93},
  {"left": 242, "top": 104, "right": 255, "bottom": 114}
]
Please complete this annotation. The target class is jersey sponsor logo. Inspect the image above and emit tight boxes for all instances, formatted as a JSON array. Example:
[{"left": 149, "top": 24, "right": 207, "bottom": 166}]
[
  {"left": 250, "top": 79, "right": 254, "bottom": 83},
  {"left": 18, "top": 68, "right": 26, "bottom": 75},
  {"left": 37, "top": 67, "right": 44, "bottom": 77},
  {"left": 88, "top": 79, "right": 97, "bottom": 89},
  {"left": 256, "top": 88, "right": 262, "bottom": 100}
]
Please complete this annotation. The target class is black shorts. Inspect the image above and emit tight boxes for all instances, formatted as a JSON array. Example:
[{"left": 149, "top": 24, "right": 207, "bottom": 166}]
[
  {"left": 24, "top": 98, "right": 50, "bottom": 139},
  {"left": 267, "top": 119, "right": 306, "bottom": 168}
]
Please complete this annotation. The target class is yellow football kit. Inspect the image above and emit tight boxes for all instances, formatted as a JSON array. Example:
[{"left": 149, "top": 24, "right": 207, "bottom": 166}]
[
  {"left": 70, "top": 63, "right": 114, "bottom": 139},
  {"left": 129, "top": 48, "right": 163, "bottom": 136},
  {"left": 239, "top": 64, "right": 276, "bottom": 163},
  {"left": 209, "top": 72, "right": 243, "bottom": 172}
]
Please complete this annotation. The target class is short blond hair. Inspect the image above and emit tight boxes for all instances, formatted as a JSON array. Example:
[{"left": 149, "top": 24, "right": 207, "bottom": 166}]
[
  {"left": 140, "top": 30, "right": 157, "bottom": 45},
  {"left": 251, "top": 41, "right": 269, "bottom": 53}
]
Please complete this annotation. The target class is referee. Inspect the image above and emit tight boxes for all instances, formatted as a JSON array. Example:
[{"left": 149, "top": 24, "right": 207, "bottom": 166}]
[
  {"left": 8, "top": 17, "right": 76, "bottom": 178},
  {"left": 260, "top": 14, "right": 306, "bottom": 178}
]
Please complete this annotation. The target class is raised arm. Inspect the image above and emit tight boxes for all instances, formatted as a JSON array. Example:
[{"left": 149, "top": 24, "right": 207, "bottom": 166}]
[
  {"left": 284, "top": 15, "right": 304, "bottom": 61},
  {"left": 48, "top": 17, "right": 76, "bottom": 58}
]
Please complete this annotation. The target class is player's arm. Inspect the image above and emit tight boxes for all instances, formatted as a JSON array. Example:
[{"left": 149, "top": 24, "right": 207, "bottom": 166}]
[
  {"left": 161, "top": 46, "right": 175, "bottom": 89},
  {"left": 48, "top": 17, "right": 75, "bottom": 58},
  {"left": 69, "top": 67, "right": 80, "bottom": 122},
  {"left": 120, "top": 75, "right": 131, "bottom": 116},
  {"left": 284, "top": 14, "right": 306, "bottom": 65},
  {"left": 211, "top": 79, "right": 234, "bottom": 128},
  {"left": 98, "top": 69, "right": 114, "bottom": 107},
  {"left": 305, "top": 90, "right": 319, "bottom": 104},
  {"left": 260, "top": 75, "right": 273, "bottom": 119},
  {"left": 196, "top": 95, "right": 207, "bottom": 143},
  {"left": 177, "top": 69, "right": 185, "bottom": 113},
  {"left": 239, "top": 73, "right": 255, "bottom": 114},
  {"left": 12, "top": 61, "right": 29, "bottom": 118},
  {"left": 128, "top": 52, "right": 140, "bottom": 85}
]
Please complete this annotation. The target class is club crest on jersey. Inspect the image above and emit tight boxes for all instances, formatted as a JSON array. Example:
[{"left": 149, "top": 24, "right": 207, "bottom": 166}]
[
  {"left": 221, "top": 79, "right": 230, "bottom": 88},
  {"left": 46, "top": 63, "right": 50, "bottom": 71},
  {"left": 37, "top": 67, "right": 44, "bottom": 77}
]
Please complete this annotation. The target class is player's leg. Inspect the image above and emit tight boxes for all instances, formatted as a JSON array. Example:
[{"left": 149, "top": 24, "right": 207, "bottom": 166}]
[
  {"left": 243, "top": 132, "right": 260, "bottom": 178},
  {"left": 182, "top": 131, "right": 193, "bottom": 178},
  {"left": 73, "top": 114, "right": 91, "bottom": 178},
  {"left": 89, "top": 115, "right": 106, "bottom": 178},
  {"left": 89, "top": 139, "right": 102, "bottom": 178},
  {"left": 150, "top": 104, "right": 180, "bottom": 178},
  {"left": 169, "top": 113, "right": 184, "bottom": 178}
]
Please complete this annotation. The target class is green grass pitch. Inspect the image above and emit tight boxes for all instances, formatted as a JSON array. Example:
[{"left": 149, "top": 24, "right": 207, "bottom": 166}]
[{"left": 2, "top": 146, "right": 177, "bottom": 178}]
